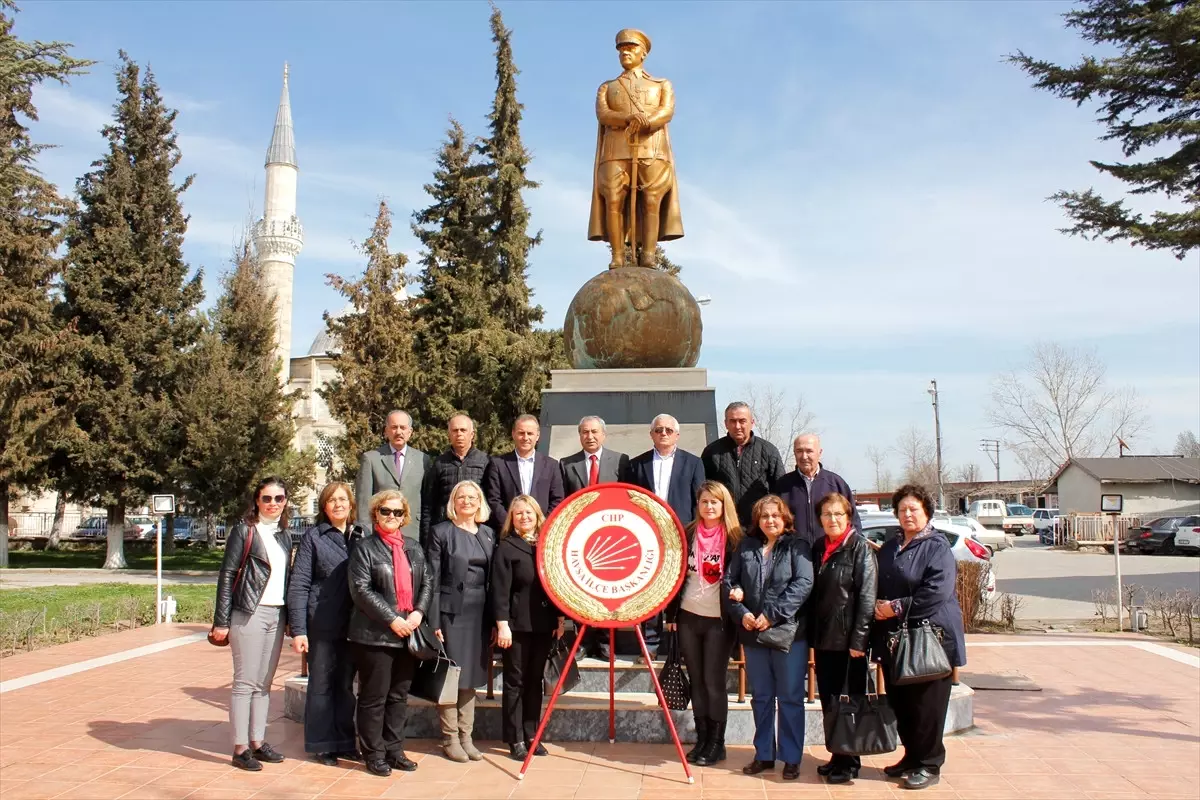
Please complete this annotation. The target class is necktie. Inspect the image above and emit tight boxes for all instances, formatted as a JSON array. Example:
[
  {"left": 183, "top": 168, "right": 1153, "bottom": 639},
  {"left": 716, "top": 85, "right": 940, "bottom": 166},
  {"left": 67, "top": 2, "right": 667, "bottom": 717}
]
[
  {"left": 588, "top": 454, "right": 599, "bottom": 486},
  {"left": 393, "top": 449, "right": 402, "bottom": 477}
]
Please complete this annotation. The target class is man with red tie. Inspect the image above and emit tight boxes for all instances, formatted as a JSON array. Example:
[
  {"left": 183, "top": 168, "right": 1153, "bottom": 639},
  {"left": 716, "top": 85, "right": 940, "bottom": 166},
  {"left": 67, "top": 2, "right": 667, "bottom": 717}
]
[{"left": 560, "top": 416, "right": 630, "bottom": 495}]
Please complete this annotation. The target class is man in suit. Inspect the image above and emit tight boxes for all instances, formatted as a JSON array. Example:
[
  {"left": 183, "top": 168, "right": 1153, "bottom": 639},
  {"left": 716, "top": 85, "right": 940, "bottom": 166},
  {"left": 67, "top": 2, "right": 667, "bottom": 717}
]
[
  {"left": 355, "top": 410, "right": 431, "bottom": 541},
  {"left": 773, "top": 433, "right": 861, "bottom": 547},
  {"left": 627, "top": 413, "right": 705, "bottom": 657},
  {"left": 484, "top": 414, "right": 565, "bottom": 530},
  {"left": 561, "top": 415, "right": 630, "bottom": 495}
]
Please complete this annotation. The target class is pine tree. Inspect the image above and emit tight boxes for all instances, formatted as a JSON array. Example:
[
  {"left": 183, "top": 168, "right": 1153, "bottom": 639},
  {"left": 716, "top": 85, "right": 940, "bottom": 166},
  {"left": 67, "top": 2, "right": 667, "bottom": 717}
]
[
  {"left": 320, "top": 201, "right": 423, "bottom": 478},
  {"left": 0, "top": 1, "right": 92, "bottom": 566},
  {"left": 623, "top": 243, "right": 682, "bottom": 276},
  {"left": 172, "top": 239, "right": 294, "bottom": 546},
  {"left": 1008, "top": 0, "right": 1199, "bottom": 259},
  {"left": 57, "top": 52, "right": 204, "bottom": 569}
]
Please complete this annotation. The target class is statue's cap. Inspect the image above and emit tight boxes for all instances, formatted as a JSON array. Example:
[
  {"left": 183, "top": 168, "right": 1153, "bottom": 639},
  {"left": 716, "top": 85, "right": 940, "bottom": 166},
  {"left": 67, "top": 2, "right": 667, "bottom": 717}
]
[{"left": 615, "top": 29, "right": 651, "bottom": 53}]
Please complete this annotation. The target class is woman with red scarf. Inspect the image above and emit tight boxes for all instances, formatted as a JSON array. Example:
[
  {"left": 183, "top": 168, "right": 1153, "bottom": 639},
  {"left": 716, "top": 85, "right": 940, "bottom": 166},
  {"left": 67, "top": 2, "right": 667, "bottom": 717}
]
[
  {"left": 811, "top": 492, "right": 877, "bottom": 784},
  {"left": 347, "top": 490, "right": 434, "bottom": 778},
  {"left": 664, "top": 481, "right": 743, "bottom": 767}
]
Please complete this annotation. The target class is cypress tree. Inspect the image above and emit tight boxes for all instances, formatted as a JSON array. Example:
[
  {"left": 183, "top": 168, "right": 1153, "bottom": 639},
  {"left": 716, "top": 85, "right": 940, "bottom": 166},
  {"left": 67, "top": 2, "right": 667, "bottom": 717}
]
[
  {"left": 0, "top": 0, "right": 92, "bottom": 566},
  {"left": 57, "top": 52, "right": 204, "bottom": 569},
  {"left": 320, "top": 201, "right": 422, "bottom": 478}
]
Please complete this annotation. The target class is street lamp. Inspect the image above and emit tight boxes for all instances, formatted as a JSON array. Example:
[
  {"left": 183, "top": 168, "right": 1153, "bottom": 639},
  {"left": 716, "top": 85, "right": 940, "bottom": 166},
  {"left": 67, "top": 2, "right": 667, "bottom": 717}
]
[{"left": 928, "top": 380, "right": 945, "bottom": 510}]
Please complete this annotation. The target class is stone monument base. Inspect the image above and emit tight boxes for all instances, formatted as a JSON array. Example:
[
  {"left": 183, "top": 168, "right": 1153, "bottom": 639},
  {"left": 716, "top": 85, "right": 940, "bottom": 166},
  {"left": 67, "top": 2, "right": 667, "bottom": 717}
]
[{"left": 537, "top": 368, "right": 718, "bottom": 459}]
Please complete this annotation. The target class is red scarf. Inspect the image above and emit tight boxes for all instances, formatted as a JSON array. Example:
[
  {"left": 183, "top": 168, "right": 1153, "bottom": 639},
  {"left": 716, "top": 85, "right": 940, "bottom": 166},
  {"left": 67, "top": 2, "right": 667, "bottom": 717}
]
[
  {"left": 821, "top": 522, "right": 854, "bottom": 566},
  {"left": 694, "top": 523, "right": 726, "bottom": 584},
  {"left": 376, "top": 526, "right": 414, "bottom": 613}
]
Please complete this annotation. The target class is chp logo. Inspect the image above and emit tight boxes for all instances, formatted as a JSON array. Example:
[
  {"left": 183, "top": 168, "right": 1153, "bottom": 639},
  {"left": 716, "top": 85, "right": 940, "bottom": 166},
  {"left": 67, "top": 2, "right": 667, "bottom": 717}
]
[{"left": 538, "top": 483, "right": 686, "bottom": 628}]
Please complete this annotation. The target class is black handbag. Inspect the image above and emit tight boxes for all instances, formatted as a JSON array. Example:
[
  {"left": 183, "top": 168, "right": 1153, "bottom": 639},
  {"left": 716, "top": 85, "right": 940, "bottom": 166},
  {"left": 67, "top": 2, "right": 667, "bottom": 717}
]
[
  {"left": 885, "top": 615, "right": 952, "bottom": 686},
  {"left": 411, "top": 649, "right": 461, "bottom": 704},
  {"left": 407, "top": 619, "right": 440, "bottom": 661},
  {"left": 543, "top": 633, "right": 580, "bottom": 694},
  {"left": 823, "top": 658, "right": 899, "bottom": 756},
  {"left": 755, "top": 618, "right": 799, "bottom": 653},
  {"left": 657, "top": 631, "right": 691, "bottom": 711}
]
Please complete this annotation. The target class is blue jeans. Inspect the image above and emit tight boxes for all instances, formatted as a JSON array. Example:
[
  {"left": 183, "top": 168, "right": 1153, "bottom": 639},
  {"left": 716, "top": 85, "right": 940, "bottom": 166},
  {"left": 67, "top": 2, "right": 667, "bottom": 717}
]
[{"left": 743, "top": 639, "right": 808, "bottom": 764}]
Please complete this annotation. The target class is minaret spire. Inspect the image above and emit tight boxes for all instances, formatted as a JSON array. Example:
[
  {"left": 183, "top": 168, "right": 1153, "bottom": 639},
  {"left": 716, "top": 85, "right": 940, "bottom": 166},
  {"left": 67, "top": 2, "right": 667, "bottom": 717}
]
[{"left": 265, "top": 61, "right": 297, "bottom": 167}]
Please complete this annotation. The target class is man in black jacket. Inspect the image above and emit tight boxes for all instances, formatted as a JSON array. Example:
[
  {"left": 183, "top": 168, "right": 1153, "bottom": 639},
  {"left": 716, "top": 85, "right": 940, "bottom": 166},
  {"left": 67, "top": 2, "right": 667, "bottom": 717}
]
[
  {"left": 484, "top": 415, "right": 565, "bottom": 529},
  {"left": 772, "top": 433, "right": 861, "bottom": 546},
  {"left": 701, "top": 401, "right": 786, "bottom": 529},
  {"left": 420, "top": 414, "right": 490, "bottom": 545}
]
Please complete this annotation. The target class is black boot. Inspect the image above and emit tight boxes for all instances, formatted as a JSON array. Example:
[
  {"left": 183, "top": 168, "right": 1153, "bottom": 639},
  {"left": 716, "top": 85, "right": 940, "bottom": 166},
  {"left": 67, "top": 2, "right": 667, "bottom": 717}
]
[
  {"left": 686, "top": 717, "right": 710, "bottom": 764},
  {"left": 695, "top": 719, "right": 726, "bottom": 766}
]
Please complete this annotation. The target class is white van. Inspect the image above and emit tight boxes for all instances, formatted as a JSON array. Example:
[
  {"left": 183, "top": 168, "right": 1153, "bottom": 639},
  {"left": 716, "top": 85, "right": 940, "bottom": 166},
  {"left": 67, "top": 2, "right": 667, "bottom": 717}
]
[{"left": 968, "top": 499, "right": 1007, "bottom": 530}]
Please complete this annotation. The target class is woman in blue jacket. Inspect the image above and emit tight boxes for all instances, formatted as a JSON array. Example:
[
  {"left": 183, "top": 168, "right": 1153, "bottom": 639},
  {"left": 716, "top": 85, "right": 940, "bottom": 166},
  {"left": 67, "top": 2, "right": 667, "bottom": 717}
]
[{"left": 724, "top": 494, "right": 814, "bottom": 781}]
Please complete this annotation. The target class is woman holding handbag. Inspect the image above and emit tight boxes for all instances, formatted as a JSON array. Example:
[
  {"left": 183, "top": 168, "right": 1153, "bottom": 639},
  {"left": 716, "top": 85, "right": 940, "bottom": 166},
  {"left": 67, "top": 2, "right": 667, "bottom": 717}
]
[
  {"left": 871, "top": 484, "right": 965, "bottom": 791},
  {"left": 664, "top": 481, "right": 742, "bottom": 767},
  {"left": 286, "top": 481, "right": 365, "bottom": 766},
  {"left": 492, "top": 495, "right": 566, "bottom": 761},
  {"left": 724, "top": 495, "right": 813, "bottom": 781},
  {"left": 347, "top": 490, "right": 434, "bottom": 777},
  {"left": 426, "top": 480, "right": 495, "bottom": 763},
  {"left": 211, "top": 477, "right": 295, "bottom": 771},
  {"left": 811, "top": 492, "right": 877, "bottom": 784}
]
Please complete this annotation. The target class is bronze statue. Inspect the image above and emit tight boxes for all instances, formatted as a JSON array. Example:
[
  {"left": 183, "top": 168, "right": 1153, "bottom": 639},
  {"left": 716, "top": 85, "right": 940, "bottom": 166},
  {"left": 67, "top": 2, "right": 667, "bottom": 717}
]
[{"left": 588, "top": 29, "right": 684, "bottom": 269}]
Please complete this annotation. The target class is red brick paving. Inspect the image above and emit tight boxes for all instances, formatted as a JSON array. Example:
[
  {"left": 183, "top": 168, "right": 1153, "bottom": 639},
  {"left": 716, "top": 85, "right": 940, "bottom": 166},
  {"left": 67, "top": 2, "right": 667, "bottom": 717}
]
[{"left": 0, "top": 627, "right": 1197, "bottom": 799}]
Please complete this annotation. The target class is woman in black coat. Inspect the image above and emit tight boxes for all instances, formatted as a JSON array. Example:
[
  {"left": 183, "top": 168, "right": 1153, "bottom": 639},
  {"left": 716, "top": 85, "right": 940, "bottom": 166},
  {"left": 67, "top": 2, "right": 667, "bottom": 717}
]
[
  {"left": 871, "top": 484, "right": 966, "bottom": 792},
  {"left": 492, "top": 495, "right": 565, "bottom": 761},
  {"left": 347, "top": 490, "right": 434, "bottom": 778},
  {"left": 426, "top": 480, "right": 495, "bottom": 763},
  {"left": 810, "top": 492, "right": 877, "bottom": 784},
  {"left": 664, "top": 480, "right": 741, "bottom": 767},
  {"left": 287, "top": 481, "right": 366, "bottom": 766}
]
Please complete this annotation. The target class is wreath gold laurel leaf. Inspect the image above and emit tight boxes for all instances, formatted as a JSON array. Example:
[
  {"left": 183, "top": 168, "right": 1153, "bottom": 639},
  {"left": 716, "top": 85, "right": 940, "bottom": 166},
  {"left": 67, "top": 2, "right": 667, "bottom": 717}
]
[
  {"left": 541, "top": 492, "right": 610, "bottom": 621},
  {"left": 616, "top": 490, "right": 686, "bottom": 622}
]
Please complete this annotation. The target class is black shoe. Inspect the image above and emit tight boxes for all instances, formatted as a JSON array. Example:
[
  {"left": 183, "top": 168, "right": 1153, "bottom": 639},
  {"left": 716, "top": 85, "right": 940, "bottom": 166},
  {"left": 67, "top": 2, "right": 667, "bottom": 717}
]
[
  {"left": 231, "top": 750, "right": 262, "bottom": 771},
  {"left": 252, "top": 743, "right": 285, "bottom": 764},
  {"left": 828, "top": 768, "right": 857, "bottom": 784},
  {"left": 903, "top": 768, "right": 939, "bottom": 790},
  {"left": 782, "top": 763, "right": 800, "bottom": 780},
  {"left": 509, "top": 742, "right": 529, "bottom": 761},
  {"left": 885, "top": 761, "right": 914, "bottom": 778},
  {"left": 335, "top": 749, "right": 363, "bottom": 762},
  {"left": 687, "top": 717, "right": 710, "bottom": 764},
  {"left": 742, "top": 759, "right": 775, "bottom": 775},
  {"left": 386, "top": 752, "right": 417, "bottom": 772},
  {"left": 314, "top": 752, "right": 338, "bottom": 767},
  {"left": 817, "top": 760, "right": 836, "bottom": 776},
  {"left": 694, "top": 719, "right": 726, "bottom": 766},
  {"left": 365, "top": 758, "right": 391, "bottom": 777},
  {"left": 528, "top": 741, "right": 548, "bottom": 756}
]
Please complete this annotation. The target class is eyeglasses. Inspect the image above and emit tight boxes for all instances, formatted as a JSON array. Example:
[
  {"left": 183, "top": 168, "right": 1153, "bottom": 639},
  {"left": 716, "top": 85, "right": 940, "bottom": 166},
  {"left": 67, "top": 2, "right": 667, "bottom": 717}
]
[
  {"left": 377, "top": 507, "right": 405, "bottom": 518},
  {"left": 821, "top": 512, "right": 848, "bottom": 520},
  {"left": 259, "top": 494, "right": 286, "bottom": 504},
  {"left": 652, "top": 427, "right": 676, "bottom": 434}
]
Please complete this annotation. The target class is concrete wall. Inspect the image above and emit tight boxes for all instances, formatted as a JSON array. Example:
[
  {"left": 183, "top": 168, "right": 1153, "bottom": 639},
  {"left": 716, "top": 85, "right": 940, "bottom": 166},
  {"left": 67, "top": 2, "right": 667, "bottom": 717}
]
[
  {"left": 1056, "top": 465, "right": 1101, "bottom": 513},
  {"left": 1113, "top": 482, "right": 1200, "bottom": 517}
]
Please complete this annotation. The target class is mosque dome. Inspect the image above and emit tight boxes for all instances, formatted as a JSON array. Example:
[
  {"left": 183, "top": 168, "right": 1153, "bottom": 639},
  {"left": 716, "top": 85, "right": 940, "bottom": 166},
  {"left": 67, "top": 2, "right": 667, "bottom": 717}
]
[{"left": 303, "top": 287, "right": 410, "bottom": 358}]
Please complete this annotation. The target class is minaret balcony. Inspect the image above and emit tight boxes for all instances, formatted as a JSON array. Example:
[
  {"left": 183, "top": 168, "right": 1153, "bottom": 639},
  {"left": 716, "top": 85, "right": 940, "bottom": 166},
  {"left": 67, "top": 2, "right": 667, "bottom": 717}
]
[{"left": 254, "top": 215, "right": 305, "bottom": 259}]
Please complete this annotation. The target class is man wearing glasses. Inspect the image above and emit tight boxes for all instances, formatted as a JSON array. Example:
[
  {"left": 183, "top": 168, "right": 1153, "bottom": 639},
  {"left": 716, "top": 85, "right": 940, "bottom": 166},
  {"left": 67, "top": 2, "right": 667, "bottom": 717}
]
[{"left": 772, "top": 433, "right": 860, "bottom": 546}]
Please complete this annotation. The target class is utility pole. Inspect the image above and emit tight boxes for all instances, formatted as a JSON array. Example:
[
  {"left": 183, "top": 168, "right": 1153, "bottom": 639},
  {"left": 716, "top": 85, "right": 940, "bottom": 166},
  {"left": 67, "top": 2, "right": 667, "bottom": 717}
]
[
  {"left": 928, "top": 380, "right": 945, "bottom": 510},
  {"left": 979, "top": 439, "right": 1001, "bottom": 482}
]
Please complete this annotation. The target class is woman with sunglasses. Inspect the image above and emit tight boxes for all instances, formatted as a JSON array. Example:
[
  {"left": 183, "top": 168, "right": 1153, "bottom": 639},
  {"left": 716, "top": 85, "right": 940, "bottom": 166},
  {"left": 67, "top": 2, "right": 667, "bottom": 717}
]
[
  {"left": 212, "top": 477, "right": 296, "bottom": 771},
  {"left": 347, "top": 491, "right": 434, "bottom": 777}
]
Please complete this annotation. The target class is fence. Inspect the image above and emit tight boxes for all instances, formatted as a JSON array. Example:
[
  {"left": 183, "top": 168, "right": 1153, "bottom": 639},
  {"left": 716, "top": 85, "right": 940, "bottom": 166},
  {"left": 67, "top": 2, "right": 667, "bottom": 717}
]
[
  {"left": 1054, "top": 513, "right": 1142, "bottom": 547},
  {"left": 7, "top": 512, "right": 86, "bottom": 538}
]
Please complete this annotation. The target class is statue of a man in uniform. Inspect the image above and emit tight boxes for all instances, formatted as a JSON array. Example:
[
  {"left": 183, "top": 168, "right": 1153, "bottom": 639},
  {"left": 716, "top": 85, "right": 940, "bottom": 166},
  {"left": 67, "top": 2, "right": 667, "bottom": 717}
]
[{"left": 588, "top": 29, "right": 684, "bottom": 269}]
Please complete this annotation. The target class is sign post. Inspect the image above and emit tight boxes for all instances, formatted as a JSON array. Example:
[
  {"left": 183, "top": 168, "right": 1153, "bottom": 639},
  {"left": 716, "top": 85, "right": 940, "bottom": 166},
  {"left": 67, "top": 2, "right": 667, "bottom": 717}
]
[
  {"left": 530, "top": 483, "right": 691, "bottom": 783},
  {"left": 1101, "top": 494, "right": 1124, "bottom": 631},
  {"left": 151, "top": 494, "right": 176, "bottom": 624}
]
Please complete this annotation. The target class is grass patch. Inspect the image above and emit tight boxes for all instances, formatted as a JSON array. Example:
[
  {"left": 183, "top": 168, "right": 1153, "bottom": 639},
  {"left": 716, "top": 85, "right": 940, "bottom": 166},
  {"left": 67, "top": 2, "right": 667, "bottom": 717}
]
[
  {"left": 9, "top": 548, "right": 225, "bottom": 571},
  {"left": 0, "top": 583, "right": 215, "bottom": 656}
]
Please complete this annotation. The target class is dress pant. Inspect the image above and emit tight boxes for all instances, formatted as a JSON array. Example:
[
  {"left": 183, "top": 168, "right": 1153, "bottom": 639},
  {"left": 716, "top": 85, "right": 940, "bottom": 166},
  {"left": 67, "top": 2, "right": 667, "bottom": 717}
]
[
  {"left": 352, "top": 643, "right": 416, "bottom": 761},
  {"left": 228, "top": 604, "right": 285, "bottom": 747},
  {"left": 743, "top": 639, "right": 808, "bottom": 764},
  {"left": 879, "top": 662, "right": 953, "bottom": 772},
  {"left": 813, "top": 648, "right": 868, "bottom": 770},
  {"left": 304, "top": 636, "right": 358, "bottom": 754},
  {"left": 676, "top": 610, "right": 733, "bottom": 723},
  {"left": 501, "top": 631, "right": 553, "bottom": 744}
]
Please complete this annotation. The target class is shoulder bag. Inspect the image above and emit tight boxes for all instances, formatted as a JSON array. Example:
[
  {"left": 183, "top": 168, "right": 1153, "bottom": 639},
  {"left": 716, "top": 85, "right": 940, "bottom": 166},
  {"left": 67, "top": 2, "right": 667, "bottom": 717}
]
[
  {"left": 410, "top": 647, "right": 462, "bottom": 705},
  {"left": 885, "top": 611, "right": 952, "bottom": 686},
  {"left": 407, "top": 618, "right": 441, "bottom": 661},
  {"left": 656, "top": 631, "right": 691, "bottom": 711},
  {"left": 823, "top": 657, "right": 899, "bottom": 755},
  {"left": 208, "top": 527, "right": 254, "bottom": 647}
]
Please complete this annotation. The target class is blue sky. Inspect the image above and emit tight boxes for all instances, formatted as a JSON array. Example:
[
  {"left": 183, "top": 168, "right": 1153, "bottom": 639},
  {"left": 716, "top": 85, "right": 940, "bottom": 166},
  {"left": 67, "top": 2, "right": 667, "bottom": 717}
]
[{"left": 19, "top": 0, "right": 1200, "bottom": 487}]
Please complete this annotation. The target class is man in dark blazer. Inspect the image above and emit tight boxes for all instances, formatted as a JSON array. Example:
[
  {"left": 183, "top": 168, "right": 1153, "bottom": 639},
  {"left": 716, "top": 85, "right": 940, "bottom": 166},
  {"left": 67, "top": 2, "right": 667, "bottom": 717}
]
[
  {"left": 773, "top": 433, "right": 861, "bottom": 546},
  {"left": 355, "top": 410, "right": 431, "bottom": 541},
  {"left": 627, "top": 413, "right": 705, "bottom": 657},
  {"left": 484, "top": 414, "right": 565, "bottom": 529},
  {"left": 561, "top": 415, "right": 630, "bottom": 495}
]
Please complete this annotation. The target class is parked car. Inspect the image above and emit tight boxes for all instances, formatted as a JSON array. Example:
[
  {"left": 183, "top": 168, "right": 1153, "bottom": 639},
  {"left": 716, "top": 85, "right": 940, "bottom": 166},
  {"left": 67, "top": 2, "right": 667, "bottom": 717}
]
[
  {"left": 968, "top": 499, "right": 1007, "bottom": 530},
  {"left": 1002, "top": 504, "right": 1037, "bottom": 537},
  {"left": 949, "top": 515, "right": 1011, "bottom": 555},
  {"left": 74, "top": 516, "right": 108, "bottom": 539},
  {"left": 1174, "top": 521, "right": 1200, "bottom": 555},
  {"left": 126, "top": 516, "right": 157, "bottom": 540},
  {"left": 1125, "top": 516, "right": 1200, "bottom": 555},
  {"left": 860, "top": 513, "right": 996, "bottom": 600},
  {"left": 1032, "top": 508, "right": 1060, "bottom": 539}
]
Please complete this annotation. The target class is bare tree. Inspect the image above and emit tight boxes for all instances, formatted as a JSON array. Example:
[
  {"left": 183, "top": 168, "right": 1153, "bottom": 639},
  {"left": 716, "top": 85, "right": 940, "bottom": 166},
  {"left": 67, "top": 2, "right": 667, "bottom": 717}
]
[
  {"left": 1010, "top": 444, "right": 1055, "bottom": 483},
  {"left": 738, "top": 384, "right": 816, "bottom": 469},
  {"left": 989, "top": 342, "right": 1150, "bottom": 466},
  {"left": 954, "top": 463, "right": 981, "bottom": 483},
  {"left": 865, "top": 446, "right": 894, "bottom": 492},
  {"left": 892, "top": 427, "right": 940, "bottom": 489},
  {"left": 1175, "top": 430, "right": 1200, "bottom": 458}
]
